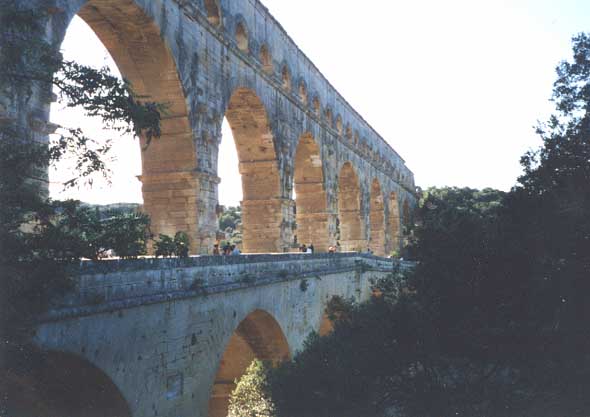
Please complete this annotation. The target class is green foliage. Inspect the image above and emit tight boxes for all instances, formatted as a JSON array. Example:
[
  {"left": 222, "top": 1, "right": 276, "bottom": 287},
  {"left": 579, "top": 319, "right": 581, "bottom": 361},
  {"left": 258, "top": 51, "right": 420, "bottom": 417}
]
[
  {"left": 228, "top": 360, "right": 277, "bottom": 417},
  {"left": 218, "top": 206, "right": 243, "bottom": 246},
  {"left": 174, "top": 231, "right": 190, "bottom": 258},
  {"left": 219, "top": 206, "right": 242, "bottom": 231},
  {"left": 57, "top": 61, "right": 164, "bottom": 146},
  {"left": 101, "top": 212, "right": 151, "bottom": 259},
  {"left": 39, "top": 201, "right": 105, "bottom": 261},
  {"left": 154, "top": 234, "right": 175, "bottom": 258},
  {"left": 154, "top": 232, "right": 190, "bottom": 258},
  {"left": 325, "top": 295, "right": 356, "bottom": 323},
  {"left": 269, "top": 294, "right": 399, "bottom": 417},
  {"left": 497, "top": 32, "right": 590, "bottom": 416}
]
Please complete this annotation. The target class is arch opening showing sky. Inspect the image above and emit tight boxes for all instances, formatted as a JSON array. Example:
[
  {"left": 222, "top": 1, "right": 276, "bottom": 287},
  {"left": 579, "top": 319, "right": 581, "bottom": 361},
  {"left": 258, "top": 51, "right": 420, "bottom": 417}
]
[{"left": 50, "top": 16, "right": 241, "bottom": 206}]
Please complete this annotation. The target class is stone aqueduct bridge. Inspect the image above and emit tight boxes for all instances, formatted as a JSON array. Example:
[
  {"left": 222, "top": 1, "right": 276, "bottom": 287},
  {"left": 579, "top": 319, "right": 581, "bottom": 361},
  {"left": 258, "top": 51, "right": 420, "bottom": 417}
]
[
  {"left": 11, "top": 0, "right": 416, "bottom": 255},
  {"left": 4, "top": 1, "right": 421, "bottom": 416},
  {"left": 28, "top": 254, "right": 401, "bottom": 417}
]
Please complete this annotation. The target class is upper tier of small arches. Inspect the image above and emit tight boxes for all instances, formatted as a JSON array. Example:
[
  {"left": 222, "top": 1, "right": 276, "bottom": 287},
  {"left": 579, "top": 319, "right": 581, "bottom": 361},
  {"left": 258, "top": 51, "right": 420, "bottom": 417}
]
[{"left": 176, "top": 0, "right": 414, "bottom": 191}]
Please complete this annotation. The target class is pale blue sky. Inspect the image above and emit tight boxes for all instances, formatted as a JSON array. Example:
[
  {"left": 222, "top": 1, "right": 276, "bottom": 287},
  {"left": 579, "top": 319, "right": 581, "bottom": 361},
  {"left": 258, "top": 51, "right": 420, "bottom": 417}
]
[{"left": 50, "top": 0, "right": 590, "bottom": 206}]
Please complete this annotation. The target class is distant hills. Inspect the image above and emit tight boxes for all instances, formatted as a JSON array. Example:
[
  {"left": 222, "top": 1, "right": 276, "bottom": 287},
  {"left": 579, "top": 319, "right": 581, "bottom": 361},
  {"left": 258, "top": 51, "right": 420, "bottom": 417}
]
[{"left": 80, "top": 202, "right": 142, "bottom": 217}]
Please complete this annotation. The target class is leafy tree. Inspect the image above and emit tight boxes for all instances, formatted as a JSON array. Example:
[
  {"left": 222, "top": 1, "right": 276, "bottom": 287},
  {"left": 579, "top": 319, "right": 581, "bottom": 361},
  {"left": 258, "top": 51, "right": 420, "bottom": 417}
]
[
  {"left": 219, "top": 205, "right": 242, "bottom": 232},
  {"left": 218, "top": 205, "right": 243, "bottom": 247},
  {"left": 154, "top": 231, "right": 190, "bottom": 258},
  {"left": 279, "top": 188, "right": 507, "bottom": 416},
  {"left": 496, "top": 32, "right": 590, "bottom": 416},
  {"left": 173, "top": 231, "right": 190, "bottom": 258},
  {"left": 100, "top": 211, "right": 151, "bottom": 259},
  {"left": 154, "top": 234, "right": 176, "bottom": 258},
  {"left": 269, "top": 295, "right": 399, "bottom": 417},
  {"left": 268, "top": 189, "right": 529, "bottom": 417},
  {"left": 229, "top": 360, "right": 277, "bottom": 417},
  {"left": 31, "top": 201, "right": 150, "bottom": 261}
]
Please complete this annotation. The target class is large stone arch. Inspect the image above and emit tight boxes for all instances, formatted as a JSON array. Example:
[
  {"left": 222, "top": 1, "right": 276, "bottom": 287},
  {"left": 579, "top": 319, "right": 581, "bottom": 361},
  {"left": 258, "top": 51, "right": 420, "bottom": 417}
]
[
  {"left": 7, "top": 0, "right": 418, "bottom": 259},
  {"left": 223, "top": 87, "right": 284, "bottom": 253},
  {"left": 3, "top": 350, "right": 131, "bottom": 417},
  {"left": 208, "top": 309, "right": 290, "bottom": 417},
  {"left": 369, "top": 178, "right": 385, "bottom": 256},
  {"left": 337, "top": 162, "right": 365, "bottom": 251},
  {"left": 57, "top": 0, "right": 198, "bottom": 251},
  {"left": 294, "top": 132, "right": 329, "bottom": 252}
]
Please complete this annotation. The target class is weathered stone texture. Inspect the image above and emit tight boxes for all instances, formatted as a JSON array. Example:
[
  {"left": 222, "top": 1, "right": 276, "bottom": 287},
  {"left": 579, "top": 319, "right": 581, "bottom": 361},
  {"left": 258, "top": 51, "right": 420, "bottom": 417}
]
[
  {"left": 2, "top": 2, "right": 423, "bottom": 411},
  {"left": 32, "top": 254, "right": 404, "bottom": 417},
  {"left": 6, "top": 0, "right": 417, "bottom": 255}
]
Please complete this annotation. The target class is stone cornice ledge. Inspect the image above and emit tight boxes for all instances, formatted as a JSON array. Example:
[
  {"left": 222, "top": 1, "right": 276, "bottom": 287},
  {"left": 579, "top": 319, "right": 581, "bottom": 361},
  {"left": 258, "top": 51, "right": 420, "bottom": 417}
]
[{"left": 40, "top": 262, "right": 398, "bottom": 323}]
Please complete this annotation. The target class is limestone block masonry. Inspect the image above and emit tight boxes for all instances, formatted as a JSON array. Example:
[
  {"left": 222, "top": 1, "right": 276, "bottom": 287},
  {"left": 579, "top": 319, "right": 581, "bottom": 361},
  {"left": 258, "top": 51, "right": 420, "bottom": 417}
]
[
  {"left": 4, "top": 0, "right": 417, "bottom": 256},
  {"left": 31, "top": 254, "right": 409, "bottom": 417}
]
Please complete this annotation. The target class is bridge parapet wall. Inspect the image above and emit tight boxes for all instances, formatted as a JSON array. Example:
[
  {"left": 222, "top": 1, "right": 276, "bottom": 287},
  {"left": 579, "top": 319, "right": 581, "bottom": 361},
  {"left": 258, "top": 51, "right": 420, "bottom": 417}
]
[
  {"left": 45, "top": 253, "right": 401, "bottom": 322},
  {"left": 34, "top": 254, "right": 411, "bottom": 417}
]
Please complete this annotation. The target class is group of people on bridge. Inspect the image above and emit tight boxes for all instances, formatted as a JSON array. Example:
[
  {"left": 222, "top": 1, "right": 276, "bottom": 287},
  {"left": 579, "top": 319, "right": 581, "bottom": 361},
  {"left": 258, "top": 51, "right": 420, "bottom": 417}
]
[
  {"left": 209, "top": 241, "right": 381, "bottom": 256},
  {"left": 212, "top": 243, "right": 241, "bottom": 256},
  {"left": 299, "top": 244, "right": 315, "bottom": 254}
]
